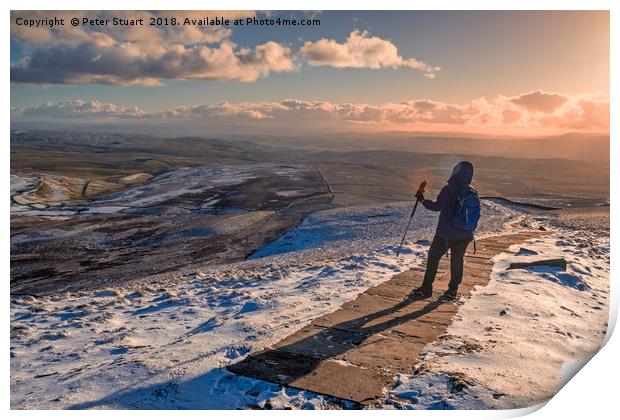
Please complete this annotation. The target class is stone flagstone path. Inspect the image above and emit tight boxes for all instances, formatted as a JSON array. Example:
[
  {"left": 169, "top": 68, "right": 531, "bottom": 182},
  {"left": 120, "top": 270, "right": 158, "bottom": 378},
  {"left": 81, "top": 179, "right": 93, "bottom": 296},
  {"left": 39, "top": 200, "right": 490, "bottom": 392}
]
[{"left": 228, "top": 231, "right": 542, "bottom": 404}]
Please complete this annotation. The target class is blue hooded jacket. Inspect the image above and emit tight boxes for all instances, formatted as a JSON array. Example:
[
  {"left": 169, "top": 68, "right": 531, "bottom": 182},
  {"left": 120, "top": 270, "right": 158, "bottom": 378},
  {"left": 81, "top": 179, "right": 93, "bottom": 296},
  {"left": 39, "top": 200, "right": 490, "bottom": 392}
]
[{"left": 422, "top": 161, "right": 475, "bottom": 240}]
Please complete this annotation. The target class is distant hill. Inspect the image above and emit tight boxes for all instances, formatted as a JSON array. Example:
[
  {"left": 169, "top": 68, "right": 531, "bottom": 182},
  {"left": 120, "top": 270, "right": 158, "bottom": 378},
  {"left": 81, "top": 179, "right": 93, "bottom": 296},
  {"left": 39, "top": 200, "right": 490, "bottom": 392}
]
[
  {"left": 11, "top": 129, "right": 609, "bottom": 201},
  {"left": 237, "top": 131, "right": 609, "bottom": 164},
  {"left": 10, "top": 129, "right": 282, "bottom": 178}
]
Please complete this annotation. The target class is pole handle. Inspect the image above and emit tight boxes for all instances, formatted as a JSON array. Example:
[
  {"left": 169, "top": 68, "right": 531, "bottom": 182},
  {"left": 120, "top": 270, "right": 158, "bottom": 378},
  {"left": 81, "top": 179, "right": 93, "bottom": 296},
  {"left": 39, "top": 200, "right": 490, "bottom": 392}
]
[{"left": 417, "top": 180, "right": 427, "bottom": 195}]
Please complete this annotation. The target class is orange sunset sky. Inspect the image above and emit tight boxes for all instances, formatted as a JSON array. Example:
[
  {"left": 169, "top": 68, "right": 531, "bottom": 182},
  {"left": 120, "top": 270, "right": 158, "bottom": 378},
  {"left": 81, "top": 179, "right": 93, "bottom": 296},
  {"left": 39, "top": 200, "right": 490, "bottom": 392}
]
[{"left": 10, "top": 10, "right": 610, "bottom": 136}]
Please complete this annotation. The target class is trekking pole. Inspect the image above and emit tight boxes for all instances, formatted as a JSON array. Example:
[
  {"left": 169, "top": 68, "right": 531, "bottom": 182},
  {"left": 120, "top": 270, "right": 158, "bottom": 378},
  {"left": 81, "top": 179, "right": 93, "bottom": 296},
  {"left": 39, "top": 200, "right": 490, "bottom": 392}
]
[{"left": 396, "top": 181, "right": 427, "bottom": 257}]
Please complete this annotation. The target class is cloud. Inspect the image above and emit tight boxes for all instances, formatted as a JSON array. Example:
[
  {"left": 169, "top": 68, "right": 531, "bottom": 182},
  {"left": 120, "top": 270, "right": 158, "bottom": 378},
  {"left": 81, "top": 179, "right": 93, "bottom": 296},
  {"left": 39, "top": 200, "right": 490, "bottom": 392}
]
[
  {"left": 11, "top": 13, "right": 437, "bottom": 85},
  {"left": 536, "top": 96, "right": 610, "bottom": 130},
  {"left": 301, "top": 30, "right": 439, "bottom": 78},
  {"left": 11, "top": 11, "right": 252, "bottom": 47},
  {"left": 510, "top": 90, "right": 568, "bottom": 113},
  {"left": 12, "top": 99, "right": 146, "bottom": 118},
  {"left": 11, "top": 40, "right": 297, "bottom": 85},
  {"left": 11, "top": 10, "right": 296, "bottom": 85},
  {"left": 502, "top": 108, "right": 522, "bottom": 124},
  {"left": 12, "top": 91, "right": 609, "bottom": 132},
  {"left": 159, "top": 102, "right": 274, "bottom": 120}
]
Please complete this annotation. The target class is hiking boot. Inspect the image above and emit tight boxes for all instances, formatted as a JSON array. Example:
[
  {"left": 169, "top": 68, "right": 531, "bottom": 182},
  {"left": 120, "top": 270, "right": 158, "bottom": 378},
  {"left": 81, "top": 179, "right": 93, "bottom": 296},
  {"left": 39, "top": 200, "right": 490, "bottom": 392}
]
[
  {"left": 441, "top": 289, "right": 458, "bottom": 300},
  {"left": 411, "top": 287, "right": 432, "bottom": 299}
]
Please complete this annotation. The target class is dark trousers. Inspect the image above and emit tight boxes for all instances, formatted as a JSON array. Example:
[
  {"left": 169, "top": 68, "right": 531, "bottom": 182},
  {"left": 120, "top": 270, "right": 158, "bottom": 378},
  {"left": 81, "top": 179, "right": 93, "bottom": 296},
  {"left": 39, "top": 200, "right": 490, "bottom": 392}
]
[{"left": 421, "top": 236, "right": 472, "bottom": 292}]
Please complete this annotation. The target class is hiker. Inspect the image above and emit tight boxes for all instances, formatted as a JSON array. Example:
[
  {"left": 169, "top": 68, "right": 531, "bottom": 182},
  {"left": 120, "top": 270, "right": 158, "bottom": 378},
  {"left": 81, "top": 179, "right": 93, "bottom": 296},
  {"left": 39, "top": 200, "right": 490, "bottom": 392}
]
[{"left": 412, "top": 161, "right": 480, "bottom": 300}]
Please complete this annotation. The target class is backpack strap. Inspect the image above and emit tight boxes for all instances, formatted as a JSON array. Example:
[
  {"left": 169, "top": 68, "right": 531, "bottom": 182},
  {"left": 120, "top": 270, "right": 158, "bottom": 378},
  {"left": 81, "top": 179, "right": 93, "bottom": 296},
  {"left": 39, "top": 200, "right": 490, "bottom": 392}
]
[{"left": 473, "top": 236, "right": 477, "bottom": 255}]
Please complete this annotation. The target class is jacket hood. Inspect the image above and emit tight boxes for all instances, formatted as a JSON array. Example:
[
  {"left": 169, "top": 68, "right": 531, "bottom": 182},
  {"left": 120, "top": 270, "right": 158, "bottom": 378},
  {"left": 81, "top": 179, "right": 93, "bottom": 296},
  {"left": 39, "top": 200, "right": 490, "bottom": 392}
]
[{"left": 448, "top": 161, "right": 474, "bottom": 185}]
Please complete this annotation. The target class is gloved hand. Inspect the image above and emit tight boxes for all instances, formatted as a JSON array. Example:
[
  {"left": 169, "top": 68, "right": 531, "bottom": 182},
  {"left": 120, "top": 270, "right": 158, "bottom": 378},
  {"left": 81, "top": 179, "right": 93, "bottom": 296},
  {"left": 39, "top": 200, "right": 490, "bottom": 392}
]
[{"left": 415, "top": 190, "right": 425, "bottom": 202}]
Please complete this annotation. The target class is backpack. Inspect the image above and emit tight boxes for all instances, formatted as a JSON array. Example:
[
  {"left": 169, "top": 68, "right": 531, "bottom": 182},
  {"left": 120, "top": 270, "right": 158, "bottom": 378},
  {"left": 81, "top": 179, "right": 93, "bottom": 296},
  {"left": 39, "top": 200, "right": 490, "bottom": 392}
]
[{"left": 453, "top": 185, "right": 480, "bottom": 231}]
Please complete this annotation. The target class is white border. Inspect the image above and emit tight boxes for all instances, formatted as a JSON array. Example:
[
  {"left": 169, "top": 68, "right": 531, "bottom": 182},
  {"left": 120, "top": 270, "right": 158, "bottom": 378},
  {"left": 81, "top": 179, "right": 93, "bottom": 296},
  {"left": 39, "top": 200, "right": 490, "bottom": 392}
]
[{"left": 4, "top": 2, "right": 616, "bottom": 420}]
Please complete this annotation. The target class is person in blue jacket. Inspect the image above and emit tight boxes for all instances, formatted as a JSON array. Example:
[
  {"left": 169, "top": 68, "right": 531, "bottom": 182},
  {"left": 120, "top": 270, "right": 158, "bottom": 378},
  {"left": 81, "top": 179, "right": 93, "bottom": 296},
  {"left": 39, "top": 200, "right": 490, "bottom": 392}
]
[{"left": 412, "top": 161, "right": 475, "bottom": 299}]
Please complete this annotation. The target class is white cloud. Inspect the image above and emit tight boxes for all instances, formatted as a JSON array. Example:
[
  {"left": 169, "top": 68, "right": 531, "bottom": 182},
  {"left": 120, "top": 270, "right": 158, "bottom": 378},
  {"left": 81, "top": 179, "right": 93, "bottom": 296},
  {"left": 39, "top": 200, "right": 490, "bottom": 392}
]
[
  {"left": 159, "top": 102, "right": 274, "bottom": 120},
  {"left": 12, "top": 100, "right": 146, "bottom": 118},
  {"left": 301, "top": 30, "right": 440, "bottom": 78}
]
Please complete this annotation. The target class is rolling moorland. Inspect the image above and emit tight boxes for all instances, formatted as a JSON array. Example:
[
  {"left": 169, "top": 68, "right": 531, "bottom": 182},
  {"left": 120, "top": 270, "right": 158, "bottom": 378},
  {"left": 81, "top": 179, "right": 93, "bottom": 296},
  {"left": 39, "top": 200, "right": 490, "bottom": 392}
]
[{"left": 11, "top": 129, "right": 608, "bottom": 294}]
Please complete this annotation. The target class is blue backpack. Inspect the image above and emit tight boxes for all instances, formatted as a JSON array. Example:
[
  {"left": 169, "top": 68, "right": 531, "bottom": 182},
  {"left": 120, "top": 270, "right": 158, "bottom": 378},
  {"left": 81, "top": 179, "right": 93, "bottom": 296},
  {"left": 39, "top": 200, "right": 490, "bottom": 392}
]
[{"left": 453, "top": 186, "right": 480, "bottom": 231}]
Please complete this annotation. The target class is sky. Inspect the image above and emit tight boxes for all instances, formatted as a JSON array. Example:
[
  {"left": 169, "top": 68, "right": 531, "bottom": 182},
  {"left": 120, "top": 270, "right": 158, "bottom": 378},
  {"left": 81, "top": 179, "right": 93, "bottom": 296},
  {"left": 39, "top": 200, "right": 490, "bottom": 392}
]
[{"left": 10, "top": 10, "right": 610, "bottom": 136}]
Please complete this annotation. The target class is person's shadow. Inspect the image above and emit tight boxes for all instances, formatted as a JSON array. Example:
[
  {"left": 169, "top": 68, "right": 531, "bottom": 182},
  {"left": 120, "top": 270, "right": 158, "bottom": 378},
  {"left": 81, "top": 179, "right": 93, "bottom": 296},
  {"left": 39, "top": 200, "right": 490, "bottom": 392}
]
[
  {"left": 68, "top": 290, "right": 444, "bottom": 409},
  {"left": 227, "top": 293, "right": 447, "bottom": 385},
  {"left": 68, "top": 292, "right": 449, "bottom": 409}
]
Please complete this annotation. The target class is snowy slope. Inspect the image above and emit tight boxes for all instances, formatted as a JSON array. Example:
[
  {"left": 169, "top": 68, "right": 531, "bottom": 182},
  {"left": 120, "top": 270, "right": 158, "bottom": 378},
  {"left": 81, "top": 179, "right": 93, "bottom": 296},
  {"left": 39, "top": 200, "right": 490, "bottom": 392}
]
[
  {"left": 10, "top": 233, "right": 426, "bottom": 408},
  {"left": 10, "top": 200, "right": 609, "bottom": 409},
  {"left": 250, "top": 199, "right": 519, "bottom": 261}
]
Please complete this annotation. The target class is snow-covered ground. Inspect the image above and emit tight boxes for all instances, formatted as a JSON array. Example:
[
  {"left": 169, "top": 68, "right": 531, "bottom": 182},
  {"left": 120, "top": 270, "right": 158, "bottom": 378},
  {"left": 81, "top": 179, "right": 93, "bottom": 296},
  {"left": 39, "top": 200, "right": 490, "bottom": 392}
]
[
  {"left": 10, "top": 197, "right": 609, "bottom": 409},
  {"left": 10, "top": 174, "right": 39, "bottom": 197},
  {"left": 10, "top": 223, "right": 427, "bottom": 408},
  {"left": 384, "top": 228, "right": 609, "bottom": 409},
  {"left": 10, "top": 164, "right": 312, "bottom": 216},
  {"left": 250, "top": 199, "right": 518, "bottom": 261}
]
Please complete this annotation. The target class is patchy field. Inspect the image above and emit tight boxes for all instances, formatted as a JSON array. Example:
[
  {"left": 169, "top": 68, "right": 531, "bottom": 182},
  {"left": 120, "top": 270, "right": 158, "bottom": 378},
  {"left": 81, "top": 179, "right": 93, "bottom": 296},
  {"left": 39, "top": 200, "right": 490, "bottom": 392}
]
[{"left": 11, "top": 164, "right": 330, "bottom": 294}]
